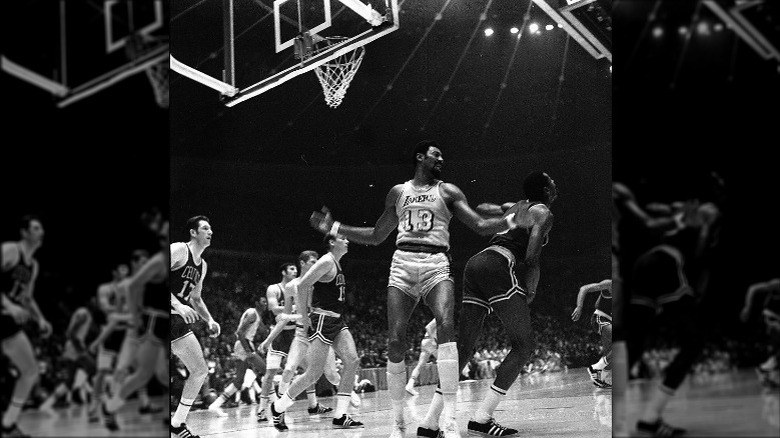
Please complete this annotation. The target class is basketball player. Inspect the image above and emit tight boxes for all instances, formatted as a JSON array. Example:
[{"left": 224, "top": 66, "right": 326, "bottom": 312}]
[
  {"left": 208, "top": 297, "right": 267, "bottom": 415},
  {"left": 40, "top": 300, "right": 97, "bottom": 412},
  {"left": 310, "top": 140, "right": 517, "bottom": 438},
  {"left": 270, "top": 234, "right": 363, "bottom": 431},
  {"left": 102, "top": 215, "right": 170, "bottom": 432},
  {"left": 627, "top": 202, "right": 720, "bottom": 436},
  {"left": 611, "top": 181, "right": 697, "bottom": 437},
  {"left": 740, "top": 278, "right": 780, "bottom": 387},
  {"left": 111, "top": 250, "right": 164, "bottom": 416},
  {"left": 89, "top": 254, "right": 162, "bottom": 422},
  {"left": 1, "top": 215, "right": 51, "bottom": 438},
  {"left": 418, "top": 170, "right": 557, "bottom": 437},
  {"left": 406, "top": 318, "right": 438, "bottom": 396},
  {"left": 572, "top": 279, "right": 612, "bottom": 388},
  {"left": 258, "top": 252, "right": 339, "bottom": 421},
  {"left": 165, "top": 215, "right": 220, "bottom": 438},
  {"left": 87, "top": 262, "right": 130, "bottom": 422}
]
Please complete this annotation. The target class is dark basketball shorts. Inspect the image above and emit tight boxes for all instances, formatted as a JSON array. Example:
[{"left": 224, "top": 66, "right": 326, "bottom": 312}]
[
  {"left": 462, "top": 246, "right": 527, "bottom": 313},
  {"left": 630, "top": 245, "right": 694, "bottom": 312},
  {"left": 171, "top": 313, "right": 193, "bottom": 343},
  {"left": 308, "top": 312, "right": 348, "bottom": 346},
  {"left": 140, "top": 309, "right": 169, "bottom": 344},
  {"left": 269, "top": 327, "right": 296, "bottom": 357},
  {"left": 0, "top": 314, "right": 24, "bottom": 340},
  {"left": 103, "top": 329, "right": 126, "bottom": 353}
]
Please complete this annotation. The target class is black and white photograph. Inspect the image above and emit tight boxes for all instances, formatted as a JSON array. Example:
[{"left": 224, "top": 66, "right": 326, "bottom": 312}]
[
  {"left": 613, "top": 0, "right": 779, "bottom": 436},
  {"left": 2, "top": 1, "right": 170, "bottom": 436},
  {"left": 170, "top": 0, "right": 611, "bottom": 437}
]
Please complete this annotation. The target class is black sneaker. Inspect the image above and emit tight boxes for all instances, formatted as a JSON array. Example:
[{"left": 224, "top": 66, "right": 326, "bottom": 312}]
[
  {"left": 270, "top": 402, "right": 288, "bottom": 431},
  {"left": 636, "top": 419, "right": 686, "bottom": 437},
  {"left": 417, "top": 425, "right": 443, "bottom": 437},
  {"left": 0, "top": 423, "right": 30, "bottom": 438},
  {"left": 87, "top": 407, "right": 100, "bottom": 423},
  {"left": 257, "top": 408, "right": 268, "bottom": 422},
  {"left": 170, "top": 422, "right": 200, "bottom": 438},
  {"left": 102, "top": 403, "right": 119, "bottom": 431},
  {"left": 588, "top": 366, "right": 611, "bottom": 388},
  {"left": 332, "top": 414, "right": 364, "bottom": 428},
  {"left": 139, "top": 404, "right": 164, "bottom": 414},
  {"left": 467, "top": 417, "right": 519, "bottom": 437},
  {"left": 307, "top": 403, "right": 334, "bottom": 414}
]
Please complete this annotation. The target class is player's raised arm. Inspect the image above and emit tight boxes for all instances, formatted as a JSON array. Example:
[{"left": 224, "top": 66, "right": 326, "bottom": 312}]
[
  {"left": 476, "top": 202, "right": 516, "bottom": 217},
  {"left": 444, "top": 183, "right": 516, "bottom": 236},
  {"left": 524, "top": 205, "right": 553, "bottom": 304},
  {"left": 572, "top": 279, "right": 611, "bottom": 321},
  {"left": 309, "top": 185, "right": 403, "bottom": 246}
]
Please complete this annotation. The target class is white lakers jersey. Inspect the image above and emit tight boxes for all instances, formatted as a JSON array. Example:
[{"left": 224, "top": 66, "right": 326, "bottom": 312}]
[
  {"left": 239, "top": 308, "right": 261, "bottom": 340},
  {"left": 395, "top": 180, "right": 453, "bottom": 250}
]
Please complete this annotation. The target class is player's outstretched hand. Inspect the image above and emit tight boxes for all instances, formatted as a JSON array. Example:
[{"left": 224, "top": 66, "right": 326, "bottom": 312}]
[
  {"left": 208, "top": 320, "right": 221, "bottom": 338},
  {"left": 39, "top": 318, "right": 53, "bottom": 338},
  {"left": 310, "top": 206, "right": 334, "bottom": 234},
  {"left": 571, "top": 306, "right": 582, "bottom": 322},
  {"left": 176, "top": 304, "right": 200, "bottom": 324}
]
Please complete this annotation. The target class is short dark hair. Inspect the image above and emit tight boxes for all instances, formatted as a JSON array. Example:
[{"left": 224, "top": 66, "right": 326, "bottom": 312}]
[
  {"left": 412, "top": 140, "right": 440, "bottom": 166},
  {"left": 186, "top": 215, "right": 210, "bottom": 236},
  {"left": 298, "top": 250, "right": 318, "bottom": 265},
  {"left": 19, "top": 215, "right": 41, "bottom": 232},
  {"left": 279, "top": 262, "right": 296, "bottom": 274},
  {"left": 523, "top": 171, "right": 550, "bottom": 202},
  {"left": 323, "top": 233, "right": 337, "bottom": 252}
]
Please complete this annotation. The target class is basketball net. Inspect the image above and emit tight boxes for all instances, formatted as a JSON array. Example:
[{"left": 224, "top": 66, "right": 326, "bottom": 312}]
[
  {"left": 309, "top": 36, "right": 365, "bottom": 108},
  {"left": 126, "top": 33, "right": 169, "bottom": 109}
]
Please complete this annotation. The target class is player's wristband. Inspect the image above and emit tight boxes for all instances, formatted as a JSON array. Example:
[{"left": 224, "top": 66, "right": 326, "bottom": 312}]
[{"left": 330, "top": 221, "right": 341, "bottom": 236}]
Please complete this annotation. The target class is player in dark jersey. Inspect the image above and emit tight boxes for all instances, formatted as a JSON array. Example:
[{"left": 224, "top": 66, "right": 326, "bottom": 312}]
[
  {"left": 740, "top": 278, "right": 780, "bottom": 388},
  {"left": 420, "top": 170, "right": 556, "bottom": 437},
  {"left": 572, "top": 279, "right": 613, "bottom": 388},
  {"left": 309, "top": 141, "right": 517, "bottom": 438},
  {"left": 87, "top": 261, "right": 130, "bottom": 422},
  {"left": 167, "top": 215, "right": 220, "bottom": 438},
  {"left": 2, "top": 215, "right": 51, "bottom": 438},
  {"left": 627, "top": 201, "right": 720, "bottom": 437},
  {"left": 270, "top": 234, "right": 363, "bottom": 431},
  {"left": 102, "top": 213, "right": 171, "bottom": 432}
]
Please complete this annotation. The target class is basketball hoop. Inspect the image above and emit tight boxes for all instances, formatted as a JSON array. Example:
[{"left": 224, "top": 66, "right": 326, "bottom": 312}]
[
  {"left": 310, "top": 36, "right": 365, "bottom": 108},
  {"left": 126, "top": 33, "right": 169, "bottom": 109}
]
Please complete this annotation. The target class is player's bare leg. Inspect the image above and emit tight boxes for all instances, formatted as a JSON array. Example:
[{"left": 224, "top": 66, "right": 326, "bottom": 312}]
[
  {"left": 423, "top": 280, "right": 460, "bottom": 438},
  {"left": 386, "top": 286, "right": 420, "bottom": 437},
  {"left": 1, "top": 332, "right": 39, "bottom": 437}
]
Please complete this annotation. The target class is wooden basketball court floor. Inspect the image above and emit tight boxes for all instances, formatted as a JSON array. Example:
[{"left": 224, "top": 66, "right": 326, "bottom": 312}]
[
  {"left": 185, "top": 367, "right": 612, "bottom": 438},
  {"left": 624, "top": 368, "right": 779, "bottom": 437},
  {"left": 15, "top": 395, "right": 169, "bottom": 437}
]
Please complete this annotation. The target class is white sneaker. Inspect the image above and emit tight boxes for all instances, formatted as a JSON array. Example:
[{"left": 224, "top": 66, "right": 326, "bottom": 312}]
[
  {"left": 405, "top": 381, "right": 419, "bottom": 396},
  {"left": 207, "top": 404, "right": 229, "bottom": 417},
  {"left": 442, "top": 420, "right": 461, "bottom": 438},
  {"left": 350, "top": 391, "right": 362, "bottom": 409},
  {"left": 389, "top": 422, "right": 406, "bottom": 438}
]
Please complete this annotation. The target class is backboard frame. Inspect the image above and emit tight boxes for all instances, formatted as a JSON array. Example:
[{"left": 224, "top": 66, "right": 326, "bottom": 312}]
[
  {"left": 170, "top": 0, "right": 400, "bottom": 107},
  {"left": 1, "top": 0, "right": 168, "bottom": 108},
  {"left": 531, "top": 0, "right": 611, "bottom": 62}
]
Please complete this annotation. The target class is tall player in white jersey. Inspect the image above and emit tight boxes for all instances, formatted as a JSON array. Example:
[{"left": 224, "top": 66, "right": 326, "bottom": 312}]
[
  {"left": 1, "top": 215, "right": 51, "bottom": 437},
  {"left": 310, "top": 141, "right": 517, "bottom": 438},
  {"left": 208, "top": 298, "right": 267, "bottom": 415}
]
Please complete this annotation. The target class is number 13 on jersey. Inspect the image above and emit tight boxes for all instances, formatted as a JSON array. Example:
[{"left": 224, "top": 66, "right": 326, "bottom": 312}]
[{"left": 402, "top": 208, "right": 435, "bottom": 232}]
